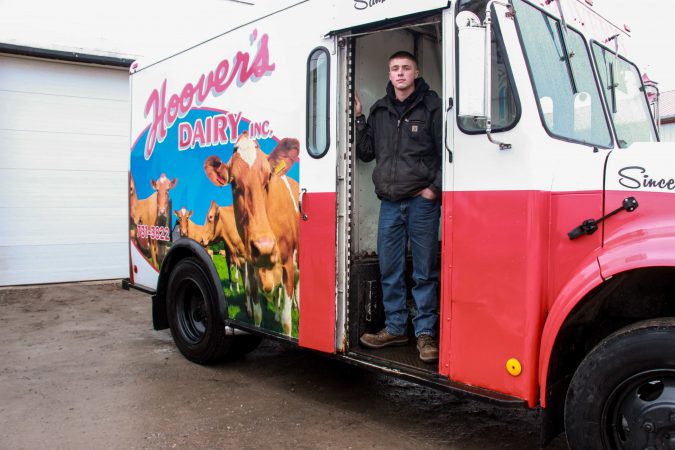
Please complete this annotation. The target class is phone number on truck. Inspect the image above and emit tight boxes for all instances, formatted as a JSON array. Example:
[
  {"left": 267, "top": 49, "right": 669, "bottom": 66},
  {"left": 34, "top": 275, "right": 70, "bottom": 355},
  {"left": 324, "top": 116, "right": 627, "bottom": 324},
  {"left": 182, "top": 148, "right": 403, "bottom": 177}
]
[{"left": 136, "top": 225, "right": 170, "bottom": 241}]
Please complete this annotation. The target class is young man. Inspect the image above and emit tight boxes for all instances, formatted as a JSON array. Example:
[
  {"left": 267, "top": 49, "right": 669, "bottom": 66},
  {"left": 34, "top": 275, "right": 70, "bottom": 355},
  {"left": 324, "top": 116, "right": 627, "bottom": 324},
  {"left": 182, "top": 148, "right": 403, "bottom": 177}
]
[{"left": 355, "top": 51, "right": 442, "bottom": 363}]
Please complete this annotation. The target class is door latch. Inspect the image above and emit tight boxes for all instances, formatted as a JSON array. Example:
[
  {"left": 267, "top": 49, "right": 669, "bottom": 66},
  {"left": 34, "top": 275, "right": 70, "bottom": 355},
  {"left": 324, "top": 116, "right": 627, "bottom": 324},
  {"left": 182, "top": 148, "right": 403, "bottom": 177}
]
[{"left": 568, "top": 196, "right": 638, "bottom": 240}]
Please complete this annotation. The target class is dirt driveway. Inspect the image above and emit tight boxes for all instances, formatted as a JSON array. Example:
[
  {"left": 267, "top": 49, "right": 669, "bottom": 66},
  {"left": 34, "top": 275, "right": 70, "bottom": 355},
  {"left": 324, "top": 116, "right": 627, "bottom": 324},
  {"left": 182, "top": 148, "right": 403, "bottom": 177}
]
[{"left": 0, "top": 282, "right": 568, "bottom": 449}]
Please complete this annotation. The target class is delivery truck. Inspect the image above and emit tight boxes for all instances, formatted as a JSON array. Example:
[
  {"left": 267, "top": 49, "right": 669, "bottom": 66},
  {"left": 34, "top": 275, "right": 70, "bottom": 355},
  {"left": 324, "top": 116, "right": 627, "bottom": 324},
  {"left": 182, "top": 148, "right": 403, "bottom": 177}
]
[{"left": 126, "top": 0, "right": 675, "bottom": 447}]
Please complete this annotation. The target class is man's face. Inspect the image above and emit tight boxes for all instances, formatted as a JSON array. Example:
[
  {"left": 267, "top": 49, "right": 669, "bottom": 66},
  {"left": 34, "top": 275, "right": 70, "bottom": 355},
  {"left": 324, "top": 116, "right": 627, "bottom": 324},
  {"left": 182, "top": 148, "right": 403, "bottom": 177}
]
[{"left": 388, "top": 57, "right": 418, "bottom": 92}]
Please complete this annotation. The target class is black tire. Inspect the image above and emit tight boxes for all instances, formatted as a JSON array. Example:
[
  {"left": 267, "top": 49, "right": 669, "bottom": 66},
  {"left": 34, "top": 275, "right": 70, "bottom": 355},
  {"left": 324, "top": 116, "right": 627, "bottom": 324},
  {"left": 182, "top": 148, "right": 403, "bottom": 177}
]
[
  {"left": 564, "top": 318, "right": 675, "bottom": 449},
  {"left": 166, "top": 257, "right": 232, "bottom": 364}
]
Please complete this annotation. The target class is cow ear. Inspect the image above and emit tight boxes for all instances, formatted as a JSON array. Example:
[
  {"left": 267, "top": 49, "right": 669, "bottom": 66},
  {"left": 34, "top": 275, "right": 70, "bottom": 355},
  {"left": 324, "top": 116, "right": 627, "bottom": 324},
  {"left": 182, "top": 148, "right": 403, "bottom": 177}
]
[
  {"left": 173, "top": 210, "right": 179, "bottom": 217},
  {"left": 204, "top": 155, "right": 230, "bottom": 187},
  {"left": 169, "top": 178, "right": 178, "bottom": 189},
  {"left": 210, "top": 200, "right": 219, "bottom": 215},
  {"left": 151, "top": 179, "right": 158, "bottom": 190},
  {"left": 188, "top": 210, "right": 193, "bottom": 218}
]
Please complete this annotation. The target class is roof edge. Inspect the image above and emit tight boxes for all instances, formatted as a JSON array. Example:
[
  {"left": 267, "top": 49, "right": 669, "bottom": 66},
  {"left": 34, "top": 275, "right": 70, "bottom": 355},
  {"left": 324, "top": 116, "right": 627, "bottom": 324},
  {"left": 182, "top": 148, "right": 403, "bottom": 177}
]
[{"left": 0, "top": 42, "right": 133, "bottom": 68}]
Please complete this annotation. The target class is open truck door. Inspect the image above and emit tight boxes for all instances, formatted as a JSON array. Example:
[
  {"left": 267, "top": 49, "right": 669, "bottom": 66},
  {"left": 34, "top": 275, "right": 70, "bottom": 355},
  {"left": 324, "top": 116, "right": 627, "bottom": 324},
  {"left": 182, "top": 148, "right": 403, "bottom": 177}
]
[{"left": 297, "top": 43, "right": 338, "bottom": 353}]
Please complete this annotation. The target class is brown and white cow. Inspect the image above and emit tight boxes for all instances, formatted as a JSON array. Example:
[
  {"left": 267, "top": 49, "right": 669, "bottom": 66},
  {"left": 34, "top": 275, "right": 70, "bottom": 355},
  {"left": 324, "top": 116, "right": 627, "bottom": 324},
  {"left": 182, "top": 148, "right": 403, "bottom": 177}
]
[
  {"left": 204, "top": 133, "right": 299, "bottom": 335},
  {"left": 130, "top": 173, "right": 177, "bottom": 269},
  {"left": 207, "top": 204, "right": 247, "bottom": 292},
  {"left": 173, "top": 200, "right": 219, "bottom": 247}
]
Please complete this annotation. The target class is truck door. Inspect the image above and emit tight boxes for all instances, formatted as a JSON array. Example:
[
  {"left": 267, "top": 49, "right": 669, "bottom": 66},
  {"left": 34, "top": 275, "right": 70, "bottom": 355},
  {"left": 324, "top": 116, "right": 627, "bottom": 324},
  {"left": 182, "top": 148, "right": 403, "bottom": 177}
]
[{"left": 297, "top": 43, "right": 338, "bottom": 353}]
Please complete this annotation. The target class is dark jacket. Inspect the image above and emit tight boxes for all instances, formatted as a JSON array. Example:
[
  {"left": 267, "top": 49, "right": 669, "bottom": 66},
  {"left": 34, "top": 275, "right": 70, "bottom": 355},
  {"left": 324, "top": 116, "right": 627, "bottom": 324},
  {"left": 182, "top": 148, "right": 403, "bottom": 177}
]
[{"left": 355, "top": 78, "right": 442, "bottom": 202}]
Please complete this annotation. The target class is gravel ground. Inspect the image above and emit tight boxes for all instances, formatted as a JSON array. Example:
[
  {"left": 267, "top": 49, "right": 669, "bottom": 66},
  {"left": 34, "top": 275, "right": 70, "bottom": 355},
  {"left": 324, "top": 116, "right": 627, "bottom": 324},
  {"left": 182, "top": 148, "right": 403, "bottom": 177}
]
[{"left": 0, "top": 281, "right": 569, "bottom": 449}]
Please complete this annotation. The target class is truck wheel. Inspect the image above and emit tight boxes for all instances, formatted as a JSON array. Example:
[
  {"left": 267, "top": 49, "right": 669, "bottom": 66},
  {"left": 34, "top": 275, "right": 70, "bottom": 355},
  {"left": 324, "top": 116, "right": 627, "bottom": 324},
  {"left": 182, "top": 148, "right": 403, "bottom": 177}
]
[
  {"left": 564, "top": 318, "right": 675, "bottom": 450},
  {"left": 166, "top": 257, "right": 232, "bottom": 364}
]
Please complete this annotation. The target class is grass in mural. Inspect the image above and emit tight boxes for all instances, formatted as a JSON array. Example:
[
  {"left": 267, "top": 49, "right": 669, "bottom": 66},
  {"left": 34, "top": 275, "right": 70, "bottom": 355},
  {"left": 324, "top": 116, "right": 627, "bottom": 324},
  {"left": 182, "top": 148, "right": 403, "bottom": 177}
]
[{"left": 212, "top": 252, "right": 299, "bottom": 338}]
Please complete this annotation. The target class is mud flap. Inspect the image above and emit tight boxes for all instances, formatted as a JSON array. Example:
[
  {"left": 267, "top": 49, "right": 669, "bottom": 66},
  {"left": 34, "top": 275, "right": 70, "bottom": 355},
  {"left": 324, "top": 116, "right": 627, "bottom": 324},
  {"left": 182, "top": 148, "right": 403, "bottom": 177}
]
[{"left": 152, "top": 294, "right": 169, "bottom": 330}]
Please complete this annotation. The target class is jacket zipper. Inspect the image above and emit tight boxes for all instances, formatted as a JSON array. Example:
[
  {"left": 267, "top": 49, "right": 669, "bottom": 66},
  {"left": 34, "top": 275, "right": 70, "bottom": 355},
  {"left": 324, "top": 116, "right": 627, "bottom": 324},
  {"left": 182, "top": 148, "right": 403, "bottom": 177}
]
[{"left": 390, "top": 96, "right": 425, "bottom": 199}]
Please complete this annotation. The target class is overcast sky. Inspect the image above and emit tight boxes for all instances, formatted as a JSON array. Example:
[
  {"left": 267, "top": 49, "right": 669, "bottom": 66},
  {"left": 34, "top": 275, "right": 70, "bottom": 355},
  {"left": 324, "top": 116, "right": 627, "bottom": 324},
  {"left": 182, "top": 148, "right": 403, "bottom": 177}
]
[{"left": 0, "top": 0, "right": 673, "bottom": 91}]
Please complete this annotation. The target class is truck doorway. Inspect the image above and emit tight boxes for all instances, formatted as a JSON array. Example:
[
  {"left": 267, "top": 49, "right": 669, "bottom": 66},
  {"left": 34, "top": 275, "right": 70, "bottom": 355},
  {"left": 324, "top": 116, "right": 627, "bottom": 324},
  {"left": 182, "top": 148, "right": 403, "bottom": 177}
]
[{"left": 346, "top": 13, "right": 444, "bottom": 374}]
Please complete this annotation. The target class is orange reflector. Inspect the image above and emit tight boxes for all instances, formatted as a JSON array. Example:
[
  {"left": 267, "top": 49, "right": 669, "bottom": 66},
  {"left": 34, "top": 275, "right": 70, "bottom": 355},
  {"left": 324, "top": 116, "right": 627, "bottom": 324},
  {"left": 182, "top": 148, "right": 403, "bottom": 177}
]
[{"left": 506, "top": 358, "right": 522, "bottom": 376}]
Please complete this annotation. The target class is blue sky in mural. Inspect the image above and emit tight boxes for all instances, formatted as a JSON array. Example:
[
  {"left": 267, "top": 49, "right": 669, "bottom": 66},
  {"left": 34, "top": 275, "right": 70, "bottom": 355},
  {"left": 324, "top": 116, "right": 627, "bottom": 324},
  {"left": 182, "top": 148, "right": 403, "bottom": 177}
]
[{"left": 131, "top": 108, "right": 299, "bottom": 226}]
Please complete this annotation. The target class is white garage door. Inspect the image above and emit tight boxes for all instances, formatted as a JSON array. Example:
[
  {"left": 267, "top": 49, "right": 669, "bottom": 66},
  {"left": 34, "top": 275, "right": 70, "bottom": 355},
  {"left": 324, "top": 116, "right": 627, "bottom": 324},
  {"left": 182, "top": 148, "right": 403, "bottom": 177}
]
[{"left": 0, "top": 54, "right": 129, "bottom": 285}]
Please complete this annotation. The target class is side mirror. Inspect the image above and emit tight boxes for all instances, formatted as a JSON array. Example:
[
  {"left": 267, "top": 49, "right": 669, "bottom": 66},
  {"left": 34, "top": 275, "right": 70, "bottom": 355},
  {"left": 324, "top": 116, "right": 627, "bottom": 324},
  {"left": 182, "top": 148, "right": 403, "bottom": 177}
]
[
  {"left": 457, "top": 12, "right": 486, "bottom": 118},
  {"left": 457, "top": 3, "right": 512, "bottom": 150}
]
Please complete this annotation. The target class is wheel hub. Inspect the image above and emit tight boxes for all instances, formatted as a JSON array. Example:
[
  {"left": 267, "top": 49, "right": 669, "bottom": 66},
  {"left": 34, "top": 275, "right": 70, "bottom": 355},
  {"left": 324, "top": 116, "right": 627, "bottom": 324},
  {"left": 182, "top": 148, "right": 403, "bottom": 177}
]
[{"left": 608, "top": 371, "right": 675, "bottom": 449}]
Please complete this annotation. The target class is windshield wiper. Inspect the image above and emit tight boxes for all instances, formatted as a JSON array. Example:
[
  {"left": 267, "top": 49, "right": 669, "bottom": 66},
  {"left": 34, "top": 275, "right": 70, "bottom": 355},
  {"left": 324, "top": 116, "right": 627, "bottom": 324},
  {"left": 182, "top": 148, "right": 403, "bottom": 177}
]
[
  {"left": 606, "top": 34, "right": 620, "bottom": 114},
  {"left": 554, "top": 0, "right": 578, "bottom": 94},
  {"left": 609, "top": 61, "right": 618, "bottom": 113}
]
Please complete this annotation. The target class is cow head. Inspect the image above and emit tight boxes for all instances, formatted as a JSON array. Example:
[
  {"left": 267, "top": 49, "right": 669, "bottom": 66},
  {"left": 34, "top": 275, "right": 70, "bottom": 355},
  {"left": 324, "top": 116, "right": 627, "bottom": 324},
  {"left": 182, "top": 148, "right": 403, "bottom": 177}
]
[
  {"left": 205, "top": 200, "right": 219, "bottom": 226},
  {"left": 204, "top": 132, "right": 277, "bottom": 268},
  {"left": 257, "top": 261, "right": 282, "bottom": 294},
  {"left": 203, "top": 200, "right": 220, "bottom": 244},
  {"left": 173, "top": 207, "right": 193, "bottom": 238},
  {"left": 151, "top": 173, "right": 178, "bottom": 217}
]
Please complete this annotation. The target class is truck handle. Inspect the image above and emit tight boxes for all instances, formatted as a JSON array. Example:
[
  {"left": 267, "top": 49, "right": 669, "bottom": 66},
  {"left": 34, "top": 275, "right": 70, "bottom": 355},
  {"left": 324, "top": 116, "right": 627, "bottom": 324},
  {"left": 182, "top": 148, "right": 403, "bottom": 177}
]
[
  {"left": 299, "top": 188, "right": 308, "bottom": 221},
  {"left": 568, "top": 196, "right": 638, "bottom": 240}
]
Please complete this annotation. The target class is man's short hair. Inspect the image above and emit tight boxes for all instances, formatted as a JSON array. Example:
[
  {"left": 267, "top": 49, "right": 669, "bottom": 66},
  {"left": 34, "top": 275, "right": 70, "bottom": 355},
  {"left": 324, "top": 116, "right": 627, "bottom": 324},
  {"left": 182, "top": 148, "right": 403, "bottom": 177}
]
[{"left": 388, "top": 51, "right": 418, "bottom": 67}]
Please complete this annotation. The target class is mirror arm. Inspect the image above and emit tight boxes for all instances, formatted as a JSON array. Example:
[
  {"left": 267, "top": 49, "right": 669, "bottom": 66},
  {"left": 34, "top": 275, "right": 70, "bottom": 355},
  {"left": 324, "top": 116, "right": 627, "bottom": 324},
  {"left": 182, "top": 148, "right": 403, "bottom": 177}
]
[{"left": 484, "top": 0, "right": 512, "bottom": 150}]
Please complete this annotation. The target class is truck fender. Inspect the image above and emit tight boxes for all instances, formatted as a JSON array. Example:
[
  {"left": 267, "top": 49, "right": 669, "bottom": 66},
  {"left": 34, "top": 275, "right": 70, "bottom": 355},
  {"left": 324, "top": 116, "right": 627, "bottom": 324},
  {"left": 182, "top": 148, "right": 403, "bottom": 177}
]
[
  {"left": 153, "top": 238, "right": 228, "bottom": 330},
  {"left": 538, "top": 254, "right": 603, "bottom": 407},
  {"left": 599, "top": 233, "right": 675, "bottom": 278},
  {"left": 539, "top": 233, "right": 675, "bottom": 406}
]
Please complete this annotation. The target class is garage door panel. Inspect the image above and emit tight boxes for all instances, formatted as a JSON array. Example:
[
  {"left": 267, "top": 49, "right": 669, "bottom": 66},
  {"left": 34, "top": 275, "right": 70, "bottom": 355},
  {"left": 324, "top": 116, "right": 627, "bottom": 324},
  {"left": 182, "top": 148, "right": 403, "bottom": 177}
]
[
  {"left": 0, "top": 206, "right": 127, "bottom": 246},
  {"left": 0, "top": 91, "right": 127, "bottom": 136},
  {"left": 0, "top": 130, "right": 128, "bottom": 172},
  {"left": 0, "top": 55, "right": 128, "bottom": 100},
  {"left": 0, "top": 242, "right": 127, "bottom": 285},
  {"left": 0, "top": 55, "right": 129, "bottom": 285},
  {"left": 0, "top": 168, "right": 126, "bottom": 208}
]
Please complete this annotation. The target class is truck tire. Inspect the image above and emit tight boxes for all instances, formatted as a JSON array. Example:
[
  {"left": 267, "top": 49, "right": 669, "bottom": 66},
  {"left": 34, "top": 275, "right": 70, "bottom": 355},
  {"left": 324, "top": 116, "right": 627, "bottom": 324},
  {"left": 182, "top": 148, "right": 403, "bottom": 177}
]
[
  {"left": 166, "top": 257, "right": 232, "bottom": 364},
  {"left": 564, "top": 318, "right": 675, "bottom": 449}
]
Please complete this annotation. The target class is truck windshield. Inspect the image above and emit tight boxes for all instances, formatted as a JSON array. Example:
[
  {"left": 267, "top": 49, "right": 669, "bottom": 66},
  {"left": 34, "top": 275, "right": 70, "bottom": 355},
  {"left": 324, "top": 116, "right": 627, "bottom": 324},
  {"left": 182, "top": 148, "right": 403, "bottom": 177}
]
[
  {"left": 512, "top": 0, "right": 612, "bottom": 148},
  {"left": 592, "top": 43, "right": 658, "bottom": 148}
]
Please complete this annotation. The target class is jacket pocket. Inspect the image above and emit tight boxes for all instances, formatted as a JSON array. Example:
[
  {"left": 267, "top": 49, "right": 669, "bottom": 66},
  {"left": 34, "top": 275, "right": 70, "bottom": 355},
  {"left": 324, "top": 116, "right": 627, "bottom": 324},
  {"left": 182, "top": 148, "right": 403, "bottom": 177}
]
[{"left": 403, "top": 119, "right": 426, "bottom": 142}]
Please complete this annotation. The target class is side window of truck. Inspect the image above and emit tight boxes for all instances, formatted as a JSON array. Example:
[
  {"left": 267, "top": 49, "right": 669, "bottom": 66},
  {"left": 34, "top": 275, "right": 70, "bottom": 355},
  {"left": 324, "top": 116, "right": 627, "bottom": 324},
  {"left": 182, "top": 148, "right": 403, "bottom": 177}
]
[
  {"left": 306, "top": 47, "right": 330, "bottom": 158},
  {"left": 456, "top": 0, "right": 520, "bottom": 134},
  {"left": 592, "top": 42, "right": 658, "bottom": 148},
  {"left": 512, "top": 0, "right": 613, "bottom": 148}
]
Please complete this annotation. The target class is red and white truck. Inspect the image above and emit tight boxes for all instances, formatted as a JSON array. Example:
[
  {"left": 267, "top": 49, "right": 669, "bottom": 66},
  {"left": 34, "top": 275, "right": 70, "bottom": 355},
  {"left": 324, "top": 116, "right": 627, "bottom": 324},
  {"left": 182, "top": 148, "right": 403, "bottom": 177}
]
[{"left": 126, "top": 0, "right": 674, "bottom": 447}]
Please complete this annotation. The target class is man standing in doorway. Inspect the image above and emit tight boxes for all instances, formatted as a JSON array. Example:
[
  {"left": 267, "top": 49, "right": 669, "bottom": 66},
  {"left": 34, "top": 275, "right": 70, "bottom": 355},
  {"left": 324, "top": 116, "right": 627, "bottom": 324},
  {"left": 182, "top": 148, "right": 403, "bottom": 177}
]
[{"left": 355, "top": 51, "right": 442, "bottom": 363}]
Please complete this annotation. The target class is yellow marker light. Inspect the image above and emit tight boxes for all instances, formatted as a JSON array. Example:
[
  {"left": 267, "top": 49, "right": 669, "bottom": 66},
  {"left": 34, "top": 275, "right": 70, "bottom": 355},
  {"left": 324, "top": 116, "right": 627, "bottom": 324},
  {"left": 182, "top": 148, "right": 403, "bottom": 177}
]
[{"left": 506, "top": 358, "right": 522, "bottom": 376}]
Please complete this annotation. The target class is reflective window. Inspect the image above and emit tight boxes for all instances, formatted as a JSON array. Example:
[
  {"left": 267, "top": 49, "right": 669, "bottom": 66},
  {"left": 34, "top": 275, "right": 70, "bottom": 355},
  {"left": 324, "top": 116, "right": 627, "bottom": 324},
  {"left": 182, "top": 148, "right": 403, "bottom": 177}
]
[
  {"left": 592, "top": 43, "right": 658, "bottom": 148},
  {"left": 306, "top": 47, "right": 330, "bottom": 158},
  {"left": 512, "top": 0, "right": 612, "bottom": 147}
]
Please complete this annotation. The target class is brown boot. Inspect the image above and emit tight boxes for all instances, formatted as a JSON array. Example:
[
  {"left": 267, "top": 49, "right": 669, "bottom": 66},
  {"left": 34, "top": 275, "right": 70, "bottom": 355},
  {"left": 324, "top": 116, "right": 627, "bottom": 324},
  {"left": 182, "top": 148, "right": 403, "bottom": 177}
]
[
  {"left": 417, "top": 335, "right": 439, "bottom": 363},
  {"left": 360, "top": 328, "right": 409, "bottom": 349}
]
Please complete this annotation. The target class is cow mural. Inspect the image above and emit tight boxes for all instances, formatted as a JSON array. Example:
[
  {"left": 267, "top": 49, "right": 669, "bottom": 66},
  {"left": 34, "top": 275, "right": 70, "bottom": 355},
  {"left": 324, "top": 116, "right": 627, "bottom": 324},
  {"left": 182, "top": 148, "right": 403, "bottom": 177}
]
[
  {"left": 129, "top": 101, "right": 301, "bottom": 337},
  {"left": 129, "top": 173, "right": 178, "bottom": 269},
  {"left": 204, "top": 132, "right": 300, "bottom": 336}
]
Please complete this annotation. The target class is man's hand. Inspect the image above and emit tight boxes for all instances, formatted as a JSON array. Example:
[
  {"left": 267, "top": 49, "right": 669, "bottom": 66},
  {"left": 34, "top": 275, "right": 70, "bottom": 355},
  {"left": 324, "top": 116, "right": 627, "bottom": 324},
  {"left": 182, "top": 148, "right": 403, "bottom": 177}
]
[
  {"left": 419, "top": 187, "right": 436, "bottom": 200},
  {"left": 355, "top": 94, "right": 362, "bottom": 117}
]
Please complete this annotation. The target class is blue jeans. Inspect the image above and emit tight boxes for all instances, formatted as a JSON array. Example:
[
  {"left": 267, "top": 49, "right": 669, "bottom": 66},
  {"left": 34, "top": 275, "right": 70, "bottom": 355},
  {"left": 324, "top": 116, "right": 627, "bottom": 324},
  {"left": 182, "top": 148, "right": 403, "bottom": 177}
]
[{"left": 378, "top": 196, "right": 440, "bottom": 337}]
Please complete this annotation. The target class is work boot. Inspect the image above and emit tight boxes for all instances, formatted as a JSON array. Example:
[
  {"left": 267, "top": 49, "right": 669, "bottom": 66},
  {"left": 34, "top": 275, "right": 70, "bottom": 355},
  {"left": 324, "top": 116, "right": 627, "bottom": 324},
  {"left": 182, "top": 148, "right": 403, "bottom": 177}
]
[
  {"left": 360, "top": 328, "right": 409, "bottom": 349},
  {"left": 417, "top": 334, "right": 439, "bottom": 363}
]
